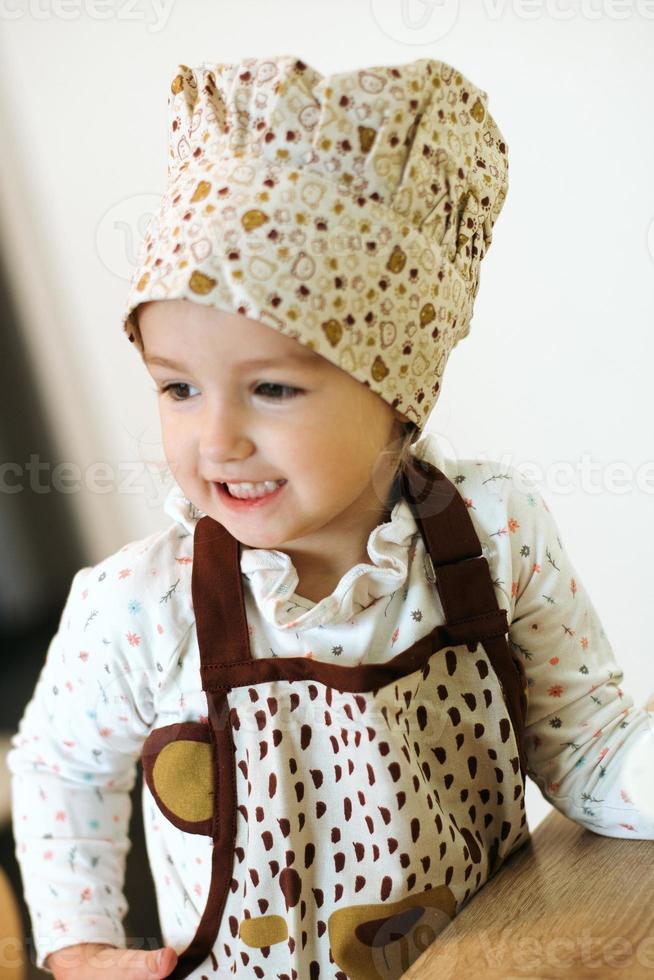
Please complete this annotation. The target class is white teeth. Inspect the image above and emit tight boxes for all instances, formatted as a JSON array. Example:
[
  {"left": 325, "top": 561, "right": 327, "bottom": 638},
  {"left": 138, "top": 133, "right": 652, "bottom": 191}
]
[{"left": 225, "top": 479, "right": 285, "bottom": 499}]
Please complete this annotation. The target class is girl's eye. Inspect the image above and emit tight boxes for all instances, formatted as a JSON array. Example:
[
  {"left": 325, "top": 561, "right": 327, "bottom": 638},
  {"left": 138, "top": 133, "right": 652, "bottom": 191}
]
[
  {"left": 159, "top": 382, "right": 199, "bottom": 401},
  {"left": 254, "top": 383, "right": 302, "bottom": 401}
]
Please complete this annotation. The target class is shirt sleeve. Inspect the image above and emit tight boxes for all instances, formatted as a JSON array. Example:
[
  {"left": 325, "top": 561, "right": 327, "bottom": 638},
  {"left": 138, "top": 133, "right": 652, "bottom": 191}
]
[
  {"left": 6, "top": 538, "right": 188, "bottom": 972},
  {"left": 498, "top": 467, "right": 654, "bottom": 839}
]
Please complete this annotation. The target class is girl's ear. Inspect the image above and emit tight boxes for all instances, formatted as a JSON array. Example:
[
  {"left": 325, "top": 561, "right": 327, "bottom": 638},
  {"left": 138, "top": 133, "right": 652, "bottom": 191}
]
[
  {"left": 397, "top": 417, "right": 420, "bottom": 445},
  {"left": 392, "top": 411, "right": 410, "bottom": 438}
]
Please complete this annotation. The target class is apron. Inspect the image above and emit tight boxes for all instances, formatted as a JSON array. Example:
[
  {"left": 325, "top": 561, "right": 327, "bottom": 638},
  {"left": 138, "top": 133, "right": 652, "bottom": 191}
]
[{"left": 140, "top": 454, "right": 530, "bottom": 979}]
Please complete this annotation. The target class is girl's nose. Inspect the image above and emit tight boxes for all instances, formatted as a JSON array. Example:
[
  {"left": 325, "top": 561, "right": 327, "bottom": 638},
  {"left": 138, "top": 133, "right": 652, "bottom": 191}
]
[{"left": 198, "top": 401, "right": 252, "bottom": 463}]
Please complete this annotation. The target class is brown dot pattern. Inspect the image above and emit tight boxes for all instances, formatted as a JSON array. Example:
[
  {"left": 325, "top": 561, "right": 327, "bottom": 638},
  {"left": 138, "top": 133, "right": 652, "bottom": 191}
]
[{"left": 205, "top": 641, "right": 527, "bottom": 974}]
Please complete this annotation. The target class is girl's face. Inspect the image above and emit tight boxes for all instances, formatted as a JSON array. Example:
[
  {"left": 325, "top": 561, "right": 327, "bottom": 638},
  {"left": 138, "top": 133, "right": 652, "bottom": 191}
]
[{"left": 138, "top": 299, "right": 405, "bottom": 576}]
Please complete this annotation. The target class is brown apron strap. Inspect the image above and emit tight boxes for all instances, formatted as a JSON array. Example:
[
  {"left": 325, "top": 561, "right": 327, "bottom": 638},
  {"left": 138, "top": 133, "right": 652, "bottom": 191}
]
[
  {"left": 400, "top": 455, "right": 529, "bottom": 778},
  {"left": 192, "top": 518, "right": 249, "bottom": 670},
  {"left": 400, "top": 455, "right": 500, "bottom": 628},
  {"left": 401, "top": 456, "right": 483, "bottom": 563}
]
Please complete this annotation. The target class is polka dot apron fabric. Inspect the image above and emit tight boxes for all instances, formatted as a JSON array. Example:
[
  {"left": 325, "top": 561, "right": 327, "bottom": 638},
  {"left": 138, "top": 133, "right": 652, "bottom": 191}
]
[{"left": 140, "top": 454, "right": 530, "bottom": 978}]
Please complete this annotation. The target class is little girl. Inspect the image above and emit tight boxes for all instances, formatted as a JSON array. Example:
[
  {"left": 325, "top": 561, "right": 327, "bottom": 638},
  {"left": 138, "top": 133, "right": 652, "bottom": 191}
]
[{"left": 8, "top": 55, "right": 654, "bottom": 980}]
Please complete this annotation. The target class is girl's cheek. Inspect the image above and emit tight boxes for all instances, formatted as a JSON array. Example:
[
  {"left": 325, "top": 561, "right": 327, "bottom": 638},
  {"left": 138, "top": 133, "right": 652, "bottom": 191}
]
[
  {"left": 161, "top": 413, "right": 187, "bottom": 441},
  {"left": 160, "top": 428, "right": 183, "bottom": 465}
]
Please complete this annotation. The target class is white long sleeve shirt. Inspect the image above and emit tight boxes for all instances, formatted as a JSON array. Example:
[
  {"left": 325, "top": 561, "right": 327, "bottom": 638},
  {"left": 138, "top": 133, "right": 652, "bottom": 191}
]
[{"left": 7, "top": 434, "right": 654, "bottom": 972}]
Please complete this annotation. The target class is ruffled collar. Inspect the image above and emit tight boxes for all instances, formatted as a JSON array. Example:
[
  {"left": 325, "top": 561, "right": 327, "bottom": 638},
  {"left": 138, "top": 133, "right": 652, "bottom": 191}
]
[
  {"left": 240, "top": 495, "right": 419, "bottom": 629},
  {"left": 162, "top": 434, "right": 446, "bottom": 630}
]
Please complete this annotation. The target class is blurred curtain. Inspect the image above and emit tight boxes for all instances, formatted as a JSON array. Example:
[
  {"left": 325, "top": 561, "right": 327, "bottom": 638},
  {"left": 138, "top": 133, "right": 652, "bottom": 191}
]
[{"left": 0, "top": 249, "right": 86, "bottom": 636}]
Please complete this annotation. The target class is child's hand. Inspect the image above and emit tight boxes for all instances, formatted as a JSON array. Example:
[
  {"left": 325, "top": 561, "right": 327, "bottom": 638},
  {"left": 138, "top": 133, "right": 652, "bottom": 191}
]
[
  {"left": 646, "top": 691, "right": 654, "bottom": 712},
  {"left": 45, "top": 942, "right": 178, "bottom": 978}
]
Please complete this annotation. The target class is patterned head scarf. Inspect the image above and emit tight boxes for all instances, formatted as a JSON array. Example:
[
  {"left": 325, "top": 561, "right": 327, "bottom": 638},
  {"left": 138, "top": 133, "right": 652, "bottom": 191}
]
[{"left": 122, "top": 55, "right": 509, "bottom": 430}]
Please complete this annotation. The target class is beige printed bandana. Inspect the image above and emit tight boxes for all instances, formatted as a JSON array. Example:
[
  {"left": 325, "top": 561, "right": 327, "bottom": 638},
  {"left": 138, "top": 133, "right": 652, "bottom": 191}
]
[{"left": 122, "top": 54, "right": 509, "bottom": 430}]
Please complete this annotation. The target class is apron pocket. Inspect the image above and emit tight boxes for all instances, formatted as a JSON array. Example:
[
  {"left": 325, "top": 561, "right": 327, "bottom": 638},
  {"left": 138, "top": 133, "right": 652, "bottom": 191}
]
[{"left": 141, "top": 720, "right": 214, "bottom": 836}]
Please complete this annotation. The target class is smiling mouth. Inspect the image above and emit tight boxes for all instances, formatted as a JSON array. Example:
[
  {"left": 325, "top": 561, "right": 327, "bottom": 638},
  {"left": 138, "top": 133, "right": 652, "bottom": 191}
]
[
  {"left": 215, "top": 480, "right": 288, "bottom": 505},
  {"left": 222, "top": 479, "right": 285, "bottom": 495}
]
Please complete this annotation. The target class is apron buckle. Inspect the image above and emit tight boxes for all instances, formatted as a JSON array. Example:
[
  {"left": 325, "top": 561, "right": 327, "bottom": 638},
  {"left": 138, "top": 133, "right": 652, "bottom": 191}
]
[{"left": 424, "top": 552, "right": 436, "bottom": 585}]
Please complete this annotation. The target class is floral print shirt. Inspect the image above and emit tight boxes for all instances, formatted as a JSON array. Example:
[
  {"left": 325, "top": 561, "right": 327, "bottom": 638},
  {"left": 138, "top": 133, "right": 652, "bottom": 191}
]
[{"left": 8, "top": 434, "right": 654, "bottom": 972}]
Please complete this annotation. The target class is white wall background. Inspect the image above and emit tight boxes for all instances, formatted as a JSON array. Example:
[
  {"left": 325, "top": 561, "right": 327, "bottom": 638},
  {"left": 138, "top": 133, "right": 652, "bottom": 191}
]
[{"left": 1, "top": 0, "right": 653, "bottom": 832}]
